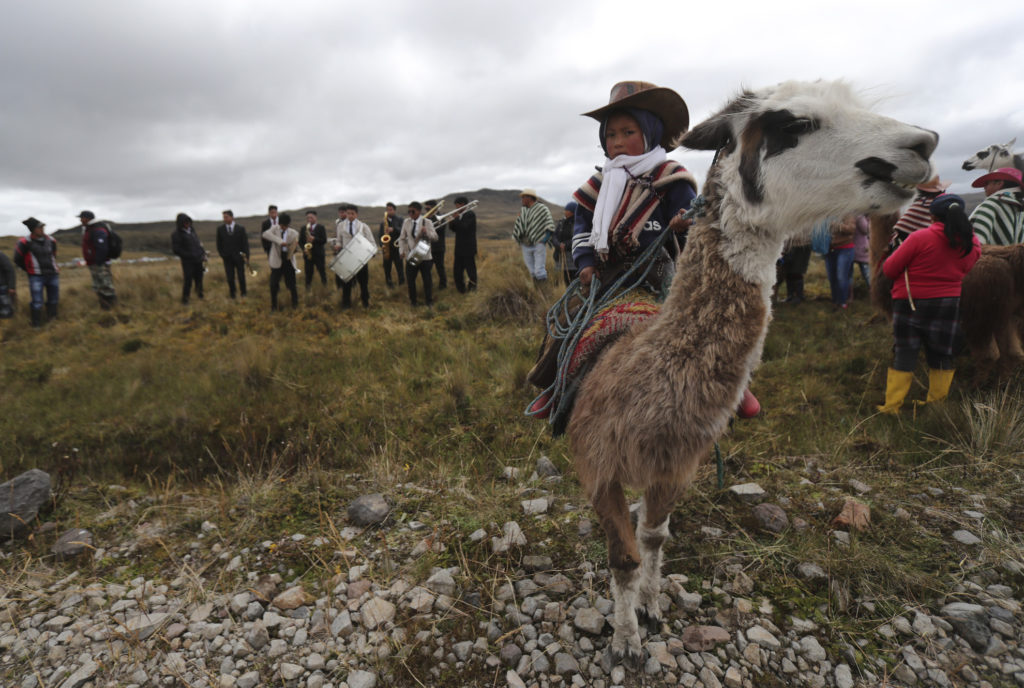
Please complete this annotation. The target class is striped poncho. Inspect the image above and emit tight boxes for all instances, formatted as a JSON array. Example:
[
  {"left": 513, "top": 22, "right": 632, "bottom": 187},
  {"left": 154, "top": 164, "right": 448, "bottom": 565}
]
[
  {"left": 512, "top": 203, "right": 555, "bottom": 245},
  {"left": 892, "top": 192, "right": 939, "bottom": 243},
  {"left": 970, "top": 190, "right": 1024, "bottom": 245}
]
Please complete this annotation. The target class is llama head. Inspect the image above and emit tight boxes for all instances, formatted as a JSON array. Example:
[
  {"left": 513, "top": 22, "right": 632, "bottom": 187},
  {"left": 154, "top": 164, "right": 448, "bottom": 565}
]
[
  {"left": 682, "top": 80, "right": 936, "bottom": 239},
  {"left": 962, "top": 138, "right": 1017, "bottom": 172}
]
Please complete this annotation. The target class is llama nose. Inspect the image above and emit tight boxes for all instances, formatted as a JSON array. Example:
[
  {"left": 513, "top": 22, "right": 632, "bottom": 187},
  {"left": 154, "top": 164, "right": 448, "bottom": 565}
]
[{"left": 905, "top": 128, "right": 938, "bottom": 161}]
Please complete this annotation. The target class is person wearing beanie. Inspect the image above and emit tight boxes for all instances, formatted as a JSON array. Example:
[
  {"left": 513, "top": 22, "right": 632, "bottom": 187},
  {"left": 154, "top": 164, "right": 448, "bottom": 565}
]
[
  {"left": 552, "top": 201, "right": 578, "bottom": 285},
  {"left": 13, "top": 217, "right": 59, "bottom": 326},
  {"left": 968, "top": 167, "right": 1024, "bottom": 245},
  {"left": 77, "top": 209, "right": 117, "bottom": 309},
  {"left": 449, "top": 196, "right": 478, "bottom": 293},
  {"left": 170, "top": 213, "right": 207, "bottom": 304},
  {"left": 878, "top": 194, "right": 981, "bottom": 413}
]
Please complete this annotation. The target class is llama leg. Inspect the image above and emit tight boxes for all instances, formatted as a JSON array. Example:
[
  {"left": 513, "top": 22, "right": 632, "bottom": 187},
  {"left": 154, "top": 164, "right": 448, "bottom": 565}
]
[
  {"left": 592, "top": 483, "right": 643, "bottom": 666},
  {"left": 636, "top": 483, "right": 681, "bottom": 628}
]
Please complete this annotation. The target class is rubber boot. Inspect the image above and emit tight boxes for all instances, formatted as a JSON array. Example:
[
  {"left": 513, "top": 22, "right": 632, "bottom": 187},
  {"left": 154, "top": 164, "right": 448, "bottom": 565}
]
[
  {"left": 46, "top": 303, "right": 57, "bottom": 320},
  {"left": 877, "top": 368, "right": 913, "bottom": 414},
  {"left": 30, "top": 307, "right": 43, "bottom": 328},
  {"left": 925, "top": 369, "right": 955, "bottom": 403}
]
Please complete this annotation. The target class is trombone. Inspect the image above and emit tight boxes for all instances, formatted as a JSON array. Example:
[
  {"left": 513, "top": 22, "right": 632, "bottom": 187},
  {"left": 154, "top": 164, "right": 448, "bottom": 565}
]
[
  {"left": 422, "top": 200, "right": 444, "bottom": 220},
  {"left": 431, "top": 200, "right": 478, "bottom": 230},
  {"left": 241, "top": 251, "right": 257, "bottom": 277}
]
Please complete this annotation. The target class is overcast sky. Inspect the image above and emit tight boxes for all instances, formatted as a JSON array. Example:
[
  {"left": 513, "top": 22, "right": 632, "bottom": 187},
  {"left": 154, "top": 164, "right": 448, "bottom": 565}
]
[{"left": 1, "top": 0, "right": 1021, "bottom": 237}]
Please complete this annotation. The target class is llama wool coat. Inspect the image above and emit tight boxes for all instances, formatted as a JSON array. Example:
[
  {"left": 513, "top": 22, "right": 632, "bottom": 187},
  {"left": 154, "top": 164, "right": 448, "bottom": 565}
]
[{"left": 883, "top": 222, "right": 981, "bottom": 300}]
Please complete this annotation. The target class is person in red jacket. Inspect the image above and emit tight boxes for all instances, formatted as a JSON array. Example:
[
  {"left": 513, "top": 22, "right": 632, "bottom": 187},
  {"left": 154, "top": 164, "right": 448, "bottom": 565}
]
[{"left": 878, "top": 194, "right": 981, "bottom": 413}]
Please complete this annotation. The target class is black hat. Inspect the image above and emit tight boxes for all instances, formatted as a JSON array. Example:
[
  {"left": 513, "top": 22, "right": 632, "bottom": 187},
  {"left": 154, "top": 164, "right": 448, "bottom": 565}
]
[
  {"left": 23, "top": 217, "right": 44, "bottom": 231},
  {"left": 78, "top": 210, "right": 95, "bottom": 221}
]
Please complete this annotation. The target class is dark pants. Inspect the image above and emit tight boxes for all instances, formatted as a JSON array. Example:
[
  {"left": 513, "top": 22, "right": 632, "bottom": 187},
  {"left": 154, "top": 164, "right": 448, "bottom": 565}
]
[
  {"left": 453, "top": 254, "right": 477, "bottom": 293},
  {"left": 406, "top": 260, "right": 433, "bottom": 306},
  {"left": 304, "top": 253, "right": 327, "bottom": 287},
  {"left": 181, "top": 259, "right": 204, "bottom": 303},
  {"left": 432, "top": 248, "right": 447, "bottom": 289},
  {"left": 892, "top": 297, "right": 960, "bottom": 371},
  {"left": 222, "top": 256, "right": 247, "bottom": 297},
  {"left": 341, "top": 265, "right": 370, "bottom": 308},
  {"left": 270, "top": 263, "right": 298, "bottom": 310},
  {"left": 382, "top": 252, "right": 405, "bottom": 286}
]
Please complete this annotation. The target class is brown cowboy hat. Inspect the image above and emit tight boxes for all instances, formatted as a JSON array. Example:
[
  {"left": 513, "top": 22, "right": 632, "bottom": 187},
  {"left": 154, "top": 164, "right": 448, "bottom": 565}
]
[
  {"left": 582, "top": 80, "right": 689, "bottom": 151},
  {"left": 916, "top": 175, "right": 951, "bottom": 193}
]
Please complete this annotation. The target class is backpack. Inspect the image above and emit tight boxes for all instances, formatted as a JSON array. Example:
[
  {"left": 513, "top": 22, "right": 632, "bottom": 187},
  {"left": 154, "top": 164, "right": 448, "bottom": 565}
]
[{"left": 105, "top": 225, "right": 123, "bottom": 260}]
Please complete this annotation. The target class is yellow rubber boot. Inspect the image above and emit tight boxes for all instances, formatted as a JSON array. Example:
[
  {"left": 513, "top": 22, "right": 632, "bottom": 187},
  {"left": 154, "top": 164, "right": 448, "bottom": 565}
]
[
  {"left": 925, "top": 368, "right": 955, "bottom": 403},
  {"left": 877, "top": 368, "right": 913, "bottom": 414}
]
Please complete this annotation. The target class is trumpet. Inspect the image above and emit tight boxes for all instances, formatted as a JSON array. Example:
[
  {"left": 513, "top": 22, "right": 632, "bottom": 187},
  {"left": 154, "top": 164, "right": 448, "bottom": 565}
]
[
  {"left": 241, "top": 251, "right": 257, "bottom": 277},
  {"left": 432, "top": 199, "right": 479, "bottom": 229}
]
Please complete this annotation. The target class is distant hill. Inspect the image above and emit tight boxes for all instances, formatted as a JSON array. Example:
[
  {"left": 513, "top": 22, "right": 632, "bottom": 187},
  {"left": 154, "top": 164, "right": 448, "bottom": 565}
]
[{"left": 40, "top": 189, "right": 561, "bottom": 256}]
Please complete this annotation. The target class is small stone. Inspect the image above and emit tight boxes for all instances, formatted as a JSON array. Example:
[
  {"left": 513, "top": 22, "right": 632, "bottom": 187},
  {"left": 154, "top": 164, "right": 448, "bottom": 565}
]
[
  {"left": 795, "top": 562, "right": 827, "bottom": 582},
  {"left": 573, "top": 607, "right": 606, "bottom": 635},
  {"left": 522, "top": 497, "right": 549, "bottom": 515},
  {"left": 536, "top": 456, "right": 560, "bottom": 477},
  {"left": 746, "top": 624, "right": 780, "bottom": 648},
  {"left": 348, "top": 494, "right": 390, "bottom": 526},
  {"left": 279, "top": 663, "right": 303, "bottom": 681},
  {"left": 244, "top": 621, "right": 269, "bottom": 650},
  {"left": 952, "top": 530, "right": 981, "bottom": 545},
  {"left": 832, "top": 498, "right": 870, "bottom": 531},
  {"left": 236, "top": 671, "right": 260, "bottom": 688},
  {"left": 501, "top": 643, "right": 523, "bottom": 667},
  {"left": 577, "top": 518, "right": 592, "bottom": 537},
  {"left": 751, "top": 503, "right": 789, "bottom": 533},
  {"left": 799, "top": 636, "right": 828, "bottom": 662},
  {"left": 681, "top": 625, "right": 730, "bottom": 652},
  {"left": 522, "top": 555, "right": 553, "bottom": 572},
  {"left": 724, "top": 666, "right": 743, "bottom": 688},
  {"left": 835, "top": 663, "right": 854, "bottom": 688},
  {"left": 728, "top": 483, "right": 765, "bottom": 502},
  {"left": 361, "top": 597, "right": 396, "bottom": 630},
  {"left": 848, "top": 479, "right": 871, "bottom": 494},
  {"left": 506, "top": 670, "right": 526, "bottom": 688},
  {"left": 51, "top": 528, "right": 93, "bottom": 560},
  {"left": 272, "top": 586, "right": 307, "bottom": 610}
]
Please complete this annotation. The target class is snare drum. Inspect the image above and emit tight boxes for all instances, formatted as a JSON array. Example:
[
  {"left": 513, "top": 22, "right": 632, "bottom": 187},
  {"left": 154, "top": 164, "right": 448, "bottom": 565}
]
[
  {"left": 406, "top": 239, "right": 432, "bottom": 267},
  {"left": 329, "top": 233, "right": 378, "bottom": 282}
]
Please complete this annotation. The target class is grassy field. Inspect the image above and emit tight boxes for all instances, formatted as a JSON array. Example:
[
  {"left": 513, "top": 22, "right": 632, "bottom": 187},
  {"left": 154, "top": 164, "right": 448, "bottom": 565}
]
[{"left": 2, "top": 239, "right": 1024, "bottom": 682}]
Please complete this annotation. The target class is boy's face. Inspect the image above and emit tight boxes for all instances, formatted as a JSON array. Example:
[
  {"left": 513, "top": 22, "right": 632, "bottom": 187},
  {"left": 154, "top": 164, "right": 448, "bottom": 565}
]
[
  {"left": 346, "top": 209, "right": 358, "bottom": 221},
  {"left": 306, "top": 213, "right": 316, "bottom": 224}
]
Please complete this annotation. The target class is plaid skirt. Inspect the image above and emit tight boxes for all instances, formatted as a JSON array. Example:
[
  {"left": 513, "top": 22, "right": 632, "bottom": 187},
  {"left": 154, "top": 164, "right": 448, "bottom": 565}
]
[{"left": 892, "top": 297, "right": 960, "bottom": 370}]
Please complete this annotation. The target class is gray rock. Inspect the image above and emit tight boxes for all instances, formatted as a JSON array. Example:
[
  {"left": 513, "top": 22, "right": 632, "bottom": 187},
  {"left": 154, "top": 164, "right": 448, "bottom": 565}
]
[
  {"left": 951, "top": 530, "right": 981, "bottom": 545},
  {"left": 279, "top": 663, "right": 303, "bottom": 681},
  {"left": 501, "top": 643, "right": 523, "bottom": 667},
  {"left": 681, "top": 625, "right": 730, "bottom": 652},
  {"left": 453, "top": 640, "right": 474, "bottom": 662},
  {"left": 360, "top": 597, "right": 396, "bottom": 630},
  {"left": 746, "top": 625, "right": 780, "bottom": 648},
  {"left": 236, "top": 672, "right": 260, "bottom": 688},
  {"left": 521, "top": 497, "right": 549, "bottom": 515},
  {"left": 751, "top": 503, "right": 789, "bottom": 533},
  {"left": 50, "top": 528, "right": 93, "bottom": 560},
  {"left": 536, "top": 456, "right": 560, "bottom": 477},
  {"left": 727, "top": 482, "right": 765, "bottom": 503},
  {"left": 425, "top": 570, "right": 457, "bottom": 597},
  {"left": 0, "top": 468, "right": 51, "bottom": 540},
  {"left": 522, "top": 555, "right": 553, "bottom": 572},
  {"left": 347, "top": 494, "right": 390, "bottom": 526},
  {"left": 244, "top": 621, "right": 269, "bottom": 650},
  {"left": 555, "top": 652, "right": 579, "bottom": 675},
  {"left": 795, "top": 562, "right": 827, "bottom": 582},
  {"left": 120, "top": 612, "right": 170, "bottom": 640},
  {"left": 799, "top": 636, "right": 828, "bottom": 662},
  {"left": 57, "top": 660, "right": 98, "bottom": 688},
  {"left": 573, "top": 607, "right": 606, "bottom": 635},
  {"left": 940, "top": 602, "right": 991, "bottom": 652},
  {"left": 835, "top": 663, "right": 854, "bottom": 688}
]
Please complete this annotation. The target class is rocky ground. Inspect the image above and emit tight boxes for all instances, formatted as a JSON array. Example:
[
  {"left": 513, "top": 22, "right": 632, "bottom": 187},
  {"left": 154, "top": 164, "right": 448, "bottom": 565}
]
[{"left": 2, "top": 458, "right": 1023, "bottom": 688}]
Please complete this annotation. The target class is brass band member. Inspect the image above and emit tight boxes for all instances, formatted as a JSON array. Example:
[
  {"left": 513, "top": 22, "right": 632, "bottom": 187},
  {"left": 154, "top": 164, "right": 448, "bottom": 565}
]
[
  {"left": 399, "top": 201, "right": 438, "bottom": 307},
  {"left": 216, "top": 209, "right": 250, "bottom": 299},
  {"left": 336, "top": 204, "right": 375, "bottom": 309},
  {"left": 262, "top": 213, "right": 300, "bottom": 310},
  {"left": 379, "top": 201, "right": 404, "bottom": 287},
  {"left": 300, "top": 209, "right": 328, "bottom": 288},
  {"left": 424, "top": 199, "right": 448, "bottom": 290},
  {"left": 449, "top": 196, "right": 478, "bottom": 293}
]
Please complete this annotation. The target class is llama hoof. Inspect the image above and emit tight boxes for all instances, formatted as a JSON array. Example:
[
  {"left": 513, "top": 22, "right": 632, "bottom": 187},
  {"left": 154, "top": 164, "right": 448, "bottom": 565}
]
[
  {"left": 636, "top": 605, "right": 663, "bottom": 633},
  {"left": 610, "top": 634, "right": 644, "bottom": 670}
]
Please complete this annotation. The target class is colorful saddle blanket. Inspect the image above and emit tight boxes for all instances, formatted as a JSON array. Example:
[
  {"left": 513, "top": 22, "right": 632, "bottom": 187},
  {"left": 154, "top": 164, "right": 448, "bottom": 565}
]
[{"left": 568, "top": 292, "right": 660, "bottom": 377}]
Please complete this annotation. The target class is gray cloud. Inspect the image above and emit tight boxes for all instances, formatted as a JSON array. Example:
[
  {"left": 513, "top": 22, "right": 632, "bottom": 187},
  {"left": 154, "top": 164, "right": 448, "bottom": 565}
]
[{"left": 1, "top": 0, "right": 1021, "bottom": 238}]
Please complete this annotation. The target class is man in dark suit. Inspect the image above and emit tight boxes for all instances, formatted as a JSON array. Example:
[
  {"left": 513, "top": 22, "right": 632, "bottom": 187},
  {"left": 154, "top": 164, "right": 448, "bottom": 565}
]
[
  {"left": 216, "top": 209, "right": 250, "bottom": 298},
  {"left": 260, "top": 205, "right": 279, "bottom": 255},
  {"left": 450, "top": 196, "right": 478, "bottom": 293},
  {"left": 379, "top": 202, "right": 404, "bottom": 287},
  {"left": 424, "top": 199, "right": 447, "bottom": 290},
  {"left": 300, "top": 209, "right": 328, "bottom": 288}
]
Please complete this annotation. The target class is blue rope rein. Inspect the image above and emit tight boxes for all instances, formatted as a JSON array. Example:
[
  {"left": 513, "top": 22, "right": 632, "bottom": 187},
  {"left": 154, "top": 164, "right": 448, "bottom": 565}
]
[{"left": 525, "top": 195, "right": 708, "bottom": 422}]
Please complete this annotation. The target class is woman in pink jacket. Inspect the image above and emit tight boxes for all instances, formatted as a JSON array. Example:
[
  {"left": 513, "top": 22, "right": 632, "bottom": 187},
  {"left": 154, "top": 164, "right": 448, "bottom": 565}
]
[{"left": 878, "top": 194, "right": 981, "bottom": 413}]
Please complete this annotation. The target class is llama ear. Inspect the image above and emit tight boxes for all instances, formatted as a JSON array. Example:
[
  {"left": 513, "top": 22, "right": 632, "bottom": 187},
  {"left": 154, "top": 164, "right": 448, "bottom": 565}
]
[
  {"left": 1009, "top": 137, "right": 1017, "bottom": 148},
  {"left": 681, "top": 117, "right": 733, "bottom": 151}
]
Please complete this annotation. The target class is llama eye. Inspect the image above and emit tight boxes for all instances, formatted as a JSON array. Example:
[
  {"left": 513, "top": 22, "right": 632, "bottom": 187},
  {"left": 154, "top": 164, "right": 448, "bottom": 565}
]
[{"left": 782, "top": 118, "right": 816, "bottom": 135}]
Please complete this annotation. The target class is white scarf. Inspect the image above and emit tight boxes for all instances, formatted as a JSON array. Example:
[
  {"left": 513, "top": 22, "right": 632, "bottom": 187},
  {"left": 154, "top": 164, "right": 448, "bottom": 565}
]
[{"left": 587, "top": 146, "right": 667, "bottom": 254}]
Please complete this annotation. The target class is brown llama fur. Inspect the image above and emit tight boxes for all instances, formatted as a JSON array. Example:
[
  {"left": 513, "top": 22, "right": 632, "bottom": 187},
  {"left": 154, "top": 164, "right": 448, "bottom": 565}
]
[
  {"left": 563, "top": 80, "right": 938, "bottom": 666},
  {"left": 868, "top": 214, "right": 1024, "bottom": 373}
]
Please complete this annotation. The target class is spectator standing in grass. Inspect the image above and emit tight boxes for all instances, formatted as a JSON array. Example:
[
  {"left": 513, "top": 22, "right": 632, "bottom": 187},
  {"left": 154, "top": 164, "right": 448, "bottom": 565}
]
[
  {"left": 512, "top": 188, "right": 554, "bottom": 285},
  {"left": 776, "top": 233, "right": 812, "bottom": 304},
  {"left": 13, "top": 217, "right": 59, "bottom": 326},
  {"left": 552, "top": 201, "right": 577, "bottom": 286},
  {"left": 852, "top": 214, "right": 870, "bottom": 293},
  {"left": 170, "top": 213, "right": 206, "bottom": 305},
  {"left": 78, "top": 210, "right": 116, "bottom": 309},
  {"left": 824, "top": 214, "right": 856, "bottom": 309},
  {"left": 0, "top": 250, "right": 14, "bottom": 319},
  {"left": 878, "top": 194, "right": 980, "bottom": 413}
]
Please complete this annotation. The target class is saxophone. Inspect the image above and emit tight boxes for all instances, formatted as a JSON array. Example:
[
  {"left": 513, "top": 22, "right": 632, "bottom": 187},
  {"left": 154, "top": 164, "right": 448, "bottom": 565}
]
[{"left": 381, "top": 212, "right": 392, "bottom": 260}]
